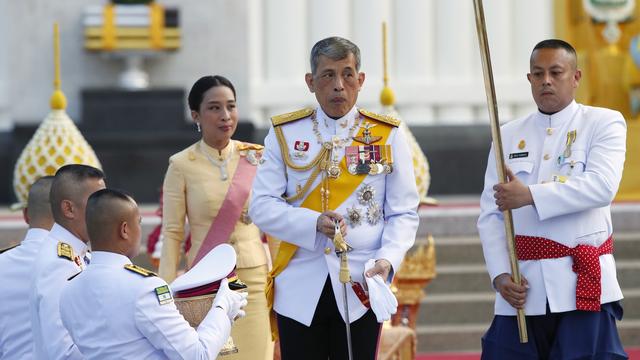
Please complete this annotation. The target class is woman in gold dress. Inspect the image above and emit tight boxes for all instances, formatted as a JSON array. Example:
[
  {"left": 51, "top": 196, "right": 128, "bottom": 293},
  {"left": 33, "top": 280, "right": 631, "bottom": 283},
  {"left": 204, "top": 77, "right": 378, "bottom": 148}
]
[{"left": 159, "top": 75, "right": 273, "bottom": 360}]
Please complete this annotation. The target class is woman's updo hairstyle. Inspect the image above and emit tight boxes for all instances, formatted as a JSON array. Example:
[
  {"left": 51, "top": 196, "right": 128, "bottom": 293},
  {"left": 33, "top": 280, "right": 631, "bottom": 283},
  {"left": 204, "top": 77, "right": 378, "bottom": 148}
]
[{"left": 187, "top": 75, "right": 237, "bottom": 112}]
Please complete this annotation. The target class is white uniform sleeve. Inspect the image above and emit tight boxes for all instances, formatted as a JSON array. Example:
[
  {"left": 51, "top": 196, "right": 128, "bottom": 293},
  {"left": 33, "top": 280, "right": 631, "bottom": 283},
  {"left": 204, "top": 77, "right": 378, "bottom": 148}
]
[
  {"left": 374, "top": 128, "right": 420, "bottom": 273},
  {"left": 477, "top": 145, "right": 512, "bottom": 283},
  {"left": 134, "top": 279, "right": 231, "bottom": 360},
  {"left": 36, "top": 264, "right": 84, "bottom": 360},
  {"left": 249, "top": 126, "right": 320, "bottom": 250},
  {"left": 529, "top": 112, "right": 626, "bottom": 220}
]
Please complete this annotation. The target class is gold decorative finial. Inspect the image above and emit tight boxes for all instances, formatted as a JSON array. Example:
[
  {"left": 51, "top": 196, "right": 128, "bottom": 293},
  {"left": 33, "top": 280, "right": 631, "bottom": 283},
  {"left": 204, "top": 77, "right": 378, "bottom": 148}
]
[
  {"left": 50, "top": 22, "right": 67, "bottom": 110},
  {"left": 380, "top": 22, "right": 395, "bottom": 107},
  {"left": 12, "top": 22, "right": 102, "bottom": 209}
]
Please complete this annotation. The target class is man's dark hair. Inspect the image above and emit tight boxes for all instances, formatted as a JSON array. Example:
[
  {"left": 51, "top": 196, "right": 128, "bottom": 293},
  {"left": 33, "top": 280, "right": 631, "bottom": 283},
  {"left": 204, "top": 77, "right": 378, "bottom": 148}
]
[
  {"left": 50, "top": 164, "right": 105, "bottom": 222},
  {"left": 310, "top": 37, "right": 361, "bottom": 75},
  {"left": 532, "top": 39, "right": 578, "bottom": 68},
  {"left": 86, "top": 188, "right": 134, "bottom": 244},
  {"left": 26, "top": 176, "right": 55, "bottom": 222},
  {"left": 188, "top": 75, "right": 237, "bottom": 112}
]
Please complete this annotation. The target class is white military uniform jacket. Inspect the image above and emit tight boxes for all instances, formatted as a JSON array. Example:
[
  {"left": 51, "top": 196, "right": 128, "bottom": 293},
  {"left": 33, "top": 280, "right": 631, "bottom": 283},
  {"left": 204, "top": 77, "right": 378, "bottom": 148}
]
[
  {"left": 478, "top": 101, "right": 626, "bottom": 316},
  {"left": 250, "top": 106, "right": 419, "bottom": 326},
  {"left": 29, "top": 223, "right": 87, "bottom": 360},
  {"left": 0, "top": 228, "right": 49, "bottom": 360},
  {"left": 60, "top": 251, "right": 231, "bottom": 359}
]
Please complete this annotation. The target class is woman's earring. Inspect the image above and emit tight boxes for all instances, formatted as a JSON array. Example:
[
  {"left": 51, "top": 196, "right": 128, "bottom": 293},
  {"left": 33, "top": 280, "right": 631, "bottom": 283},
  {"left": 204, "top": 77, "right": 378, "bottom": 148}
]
[{"left": 196, "top": 123, "right": 201, "bottom": 132}]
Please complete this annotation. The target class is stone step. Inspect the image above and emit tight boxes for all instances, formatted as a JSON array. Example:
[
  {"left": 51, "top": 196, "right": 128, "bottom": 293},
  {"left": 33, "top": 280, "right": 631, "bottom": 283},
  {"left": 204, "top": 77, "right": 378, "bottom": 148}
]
[
  {"left": 425, "top": 232, "right": 640, "bottom": 266},
  {"left": 417, "top": 202, "right": 640, "bottom": 237},
  {"left": 425, "top": 260, "right": 640, "bottom": 294},
  {"left": 416, "top": 323, "right": 486, "bottom": 353},
  {"left": 418, "top": 288, "right": 640, "bottom": 327},
  {"left": 417, "top": 292, "right": 495, "bottom": 326},
  {"left": 416, "top": 319, "right": 640, "bottom": 353}
]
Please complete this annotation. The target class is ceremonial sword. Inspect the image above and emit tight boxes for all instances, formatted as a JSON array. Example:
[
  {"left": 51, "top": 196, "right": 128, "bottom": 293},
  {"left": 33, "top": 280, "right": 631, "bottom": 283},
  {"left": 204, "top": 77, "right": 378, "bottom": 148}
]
[{"left": 334, "top": 220, "right": 353, "bottom": 360}]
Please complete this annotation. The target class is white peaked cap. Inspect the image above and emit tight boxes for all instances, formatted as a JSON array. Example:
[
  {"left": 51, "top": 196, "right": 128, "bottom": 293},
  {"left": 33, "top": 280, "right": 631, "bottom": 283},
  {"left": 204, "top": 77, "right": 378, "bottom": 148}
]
[{"left": 170, "top": 244, "right": 237, "bottom": 293}]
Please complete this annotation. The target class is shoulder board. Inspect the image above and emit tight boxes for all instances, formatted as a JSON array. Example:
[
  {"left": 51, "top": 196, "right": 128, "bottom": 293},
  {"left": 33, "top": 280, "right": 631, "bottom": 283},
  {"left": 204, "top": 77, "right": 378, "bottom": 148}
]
[
  {"left": 358, "top": 108, "right": 400, "bottom": 127},
  {"left": 271, "top": 108, "right": 314, "bottom": 127},
  {"left": 124, "top": 264, "right": 157, "bottom": 277},
  {"left": 57, "top": 242, "right": 75, "bottom": 261},
  {"left": 0, "top": 243, "right": 19, "bottom": 254},
  {"left": 67, "top": 272, "right": 82, "bottom": 281},
  {"left": 237, "top": 142, "right": 264, "bottom": 152}
]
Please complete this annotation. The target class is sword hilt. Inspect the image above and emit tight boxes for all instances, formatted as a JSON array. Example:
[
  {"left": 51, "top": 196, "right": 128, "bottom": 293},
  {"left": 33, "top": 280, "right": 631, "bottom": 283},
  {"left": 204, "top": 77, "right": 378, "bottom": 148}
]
[{"left": 334, "top": 220, "right": 352, "bottom": 284}]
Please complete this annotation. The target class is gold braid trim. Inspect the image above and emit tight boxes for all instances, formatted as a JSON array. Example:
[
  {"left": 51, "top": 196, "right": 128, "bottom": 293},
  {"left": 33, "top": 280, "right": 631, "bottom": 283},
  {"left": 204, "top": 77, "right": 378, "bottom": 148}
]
[
  {"left": 274, "top": 126, "right": 329, "bottom": 171},
  {"left": 274, "top": 125, "right": 332, "bottom": 203}
]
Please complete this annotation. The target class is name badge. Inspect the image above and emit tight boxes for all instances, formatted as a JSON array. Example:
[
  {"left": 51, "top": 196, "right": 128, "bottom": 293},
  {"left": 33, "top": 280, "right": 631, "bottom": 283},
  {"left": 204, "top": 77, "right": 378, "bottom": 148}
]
[{"left": 509, "top": 152, "right": 529, "bottom": 159}]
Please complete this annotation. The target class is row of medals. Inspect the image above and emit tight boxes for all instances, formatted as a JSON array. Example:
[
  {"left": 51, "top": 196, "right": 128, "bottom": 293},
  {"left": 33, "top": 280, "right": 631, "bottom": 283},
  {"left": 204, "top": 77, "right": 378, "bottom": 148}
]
[{"left": 294, "top": 116, "right": 390, "bottom": 226}]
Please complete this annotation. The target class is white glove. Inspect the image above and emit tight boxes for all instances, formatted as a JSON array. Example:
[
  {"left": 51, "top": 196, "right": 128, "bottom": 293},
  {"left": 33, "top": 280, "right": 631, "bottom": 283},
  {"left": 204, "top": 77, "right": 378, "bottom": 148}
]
[
  {"left": 364, "top": 259, "right": 398, "bottom": 322},
  {"left": 212, "top": 278, "right": 248, "bottom": 323}
]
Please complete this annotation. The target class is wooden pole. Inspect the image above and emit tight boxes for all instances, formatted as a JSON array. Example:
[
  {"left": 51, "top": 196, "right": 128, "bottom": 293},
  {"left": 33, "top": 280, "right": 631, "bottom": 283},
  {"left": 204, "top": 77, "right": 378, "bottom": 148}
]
[{"left": 472, "top": 0, "right": 528, "bottom": 343}]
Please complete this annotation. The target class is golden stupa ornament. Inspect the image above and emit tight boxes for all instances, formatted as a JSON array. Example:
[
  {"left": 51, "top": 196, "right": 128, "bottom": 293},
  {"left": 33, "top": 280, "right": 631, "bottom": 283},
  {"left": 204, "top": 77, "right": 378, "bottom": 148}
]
[
  {"left": 378, "top": 22, "right": 435, "bottom": 205},
  {"left": 12, "top": 23, "right": 101, "bottom": 208}
]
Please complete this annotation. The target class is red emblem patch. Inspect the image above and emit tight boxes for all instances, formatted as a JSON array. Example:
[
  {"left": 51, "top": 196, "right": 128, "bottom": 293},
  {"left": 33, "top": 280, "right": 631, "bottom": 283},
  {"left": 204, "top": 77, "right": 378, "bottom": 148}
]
[{"left": 294, "top": 141, "right": 309, "bottom": 152}]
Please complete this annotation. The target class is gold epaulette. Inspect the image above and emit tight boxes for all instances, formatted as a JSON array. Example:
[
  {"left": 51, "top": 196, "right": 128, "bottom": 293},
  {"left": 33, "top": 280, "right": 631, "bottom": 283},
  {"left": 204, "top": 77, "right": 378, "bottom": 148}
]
[
  {"left": 57, "top": 242, "right": 75, "bottom": 261},
  {"left": 237, "top": 142, "right": 264, "bottom": 152},
  {"left": 271, "top": 108, "right": 314, "bottom": 127},
  {"left": 358, "top": 108, "right": 400, "bottom": 127},
  {"left": 0, "top": 243, "right": 19, "bottom": 254},
  {"left": 124, "top": 264, "right": 157, "bottom": 277}
]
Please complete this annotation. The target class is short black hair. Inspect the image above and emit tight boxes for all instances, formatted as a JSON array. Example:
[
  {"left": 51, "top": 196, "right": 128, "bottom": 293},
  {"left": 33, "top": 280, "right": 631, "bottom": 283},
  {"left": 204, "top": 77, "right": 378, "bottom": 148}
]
[
  {"left": 86, "top": 188, "right": 134, "bottom": 244},
  {"left": 532, "top": 39, "right": 577, "bottom": 63},
  {"left": 187, "top": 75, "right": 237, "bottom": 112},
  {"left": 26, "top": 176, "right": 55, "bottom": 221},
  {"left": 50, "top": 164, "right": 105, "bottom": 222}
]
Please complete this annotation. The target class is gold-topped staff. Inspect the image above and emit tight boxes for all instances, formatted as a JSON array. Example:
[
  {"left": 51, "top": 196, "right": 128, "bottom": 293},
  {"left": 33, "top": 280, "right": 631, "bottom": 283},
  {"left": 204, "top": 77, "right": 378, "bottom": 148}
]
[{"left": 472, "top": 0, "right": 527, "bottom": 343}]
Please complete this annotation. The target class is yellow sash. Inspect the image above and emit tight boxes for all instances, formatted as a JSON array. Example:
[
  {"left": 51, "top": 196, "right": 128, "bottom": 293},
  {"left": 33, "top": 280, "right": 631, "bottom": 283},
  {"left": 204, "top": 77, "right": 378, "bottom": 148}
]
[{"left": 265, "top": 118, "right": 393, "bottom": 340}]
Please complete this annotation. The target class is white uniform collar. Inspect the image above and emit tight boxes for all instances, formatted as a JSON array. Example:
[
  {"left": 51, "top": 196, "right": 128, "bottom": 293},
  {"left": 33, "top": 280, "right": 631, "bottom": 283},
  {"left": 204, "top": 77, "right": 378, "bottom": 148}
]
[
  {"left": 22, "top": 228, "right": 49, "bottom": 244},
  {"left": 49, "top": 223, "right": 88, "bottom": 256},
  {"left": 535, "top": 100, "right": 579, "bottom": 128},
  {"left": 316, "top": 105, "right": 359, "bottom": 136},
  {"left": 88, "top": 251, "right": 131, "bottom": 267}
]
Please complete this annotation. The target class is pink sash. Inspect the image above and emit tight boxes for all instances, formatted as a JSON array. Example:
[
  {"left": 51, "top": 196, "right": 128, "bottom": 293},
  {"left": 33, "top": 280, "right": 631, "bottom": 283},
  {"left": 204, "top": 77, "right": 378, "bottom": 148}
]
[{"left": 191, "top": 155, "right": 257, "bottom": 267}]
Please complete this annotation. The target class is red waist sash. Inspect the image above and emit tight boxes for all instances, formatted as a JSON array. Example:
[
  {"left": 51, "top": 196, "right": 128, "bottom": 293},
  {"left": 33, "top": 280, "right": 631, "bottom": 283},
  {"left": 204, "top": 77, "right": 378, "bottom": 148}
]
[{"left": 515, "top": 234, "right": 613, "bottom": 312}]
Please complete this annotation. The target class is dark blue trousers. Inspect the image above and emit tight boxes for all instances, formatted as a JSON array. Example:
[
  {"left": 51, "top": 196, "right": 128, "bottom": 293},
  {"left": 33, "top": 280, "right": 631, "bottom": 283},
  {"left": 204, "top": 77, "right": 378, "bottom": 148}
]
[{"left": 482, "top": 302, "right": 627, "bottom": 360}]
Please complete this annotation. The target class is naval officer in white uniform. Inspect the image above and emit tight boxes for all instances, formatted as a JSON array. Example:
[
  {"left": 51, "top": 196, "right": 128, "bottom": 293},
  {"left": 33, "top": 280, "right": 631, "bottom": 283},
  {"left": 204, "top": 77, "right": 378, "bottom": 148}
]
[
  {"left": 250, "top": 36, "right": 419, "bottom": 359},
  {"left": 478, "top": 39, "right": 627, "bottom": 359},
  {"left": 60, "top": 188, "right": 248, "bottom": 359},
  {"left": 0, "top": 176, "right": 54, "bottom": 359},
  {"left": 29, "top": 164, "right": 106, "bottom": 360}
]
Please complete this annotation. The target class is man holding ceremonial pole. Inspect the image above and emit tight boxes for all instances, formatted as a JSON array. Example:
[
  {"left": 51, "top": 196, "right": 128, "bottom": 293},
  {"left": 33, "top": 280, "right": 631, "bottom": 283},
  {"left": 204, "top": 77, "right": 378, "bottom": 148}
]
[
  {"left": 250, "top": 36, "right": 419, "bottom": 359},
  {"left": 478, "top": 39, "right": 628, "bottom": 359}
]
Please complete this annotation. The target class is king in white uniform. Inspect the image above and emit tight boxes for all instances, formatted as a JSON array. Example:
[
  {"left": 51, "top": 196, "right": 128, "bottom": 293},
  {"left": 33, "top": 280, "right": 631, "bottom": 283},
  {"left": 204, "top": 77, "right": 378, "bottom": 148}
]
[{"left": 250, "top": 36, "right": 419, "bottom": 359}]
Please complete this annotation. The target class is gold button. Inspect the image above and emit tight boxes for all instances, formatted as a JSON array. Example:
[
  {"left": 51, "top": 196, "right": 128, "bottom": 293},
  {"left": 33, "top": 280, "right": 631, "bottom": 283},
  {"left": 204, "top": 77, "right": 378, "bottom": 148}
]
[
  {"left": 546, "top": 128, "right": 553, "bottom": 135},
  {"left": 324, "top": 247, "right": 332, "bottom": 255},
  {"left": 544, "top": 154, "right": 550, "bottom": 160}
]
